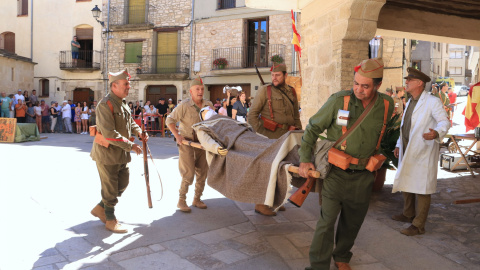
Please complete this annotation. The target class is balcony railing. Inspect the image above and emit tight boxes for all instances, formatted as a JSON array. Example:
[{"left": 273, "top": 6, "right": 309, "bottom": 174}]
[
  {"left": 136, "top": 54, "right": 189, "bottom": 74},
  {"left": 59, "top": 50, "right": 101, "bottom": 70},
  {"left": 211, "top": 44, "right": 285, "bottom": 70},
  {"left": 110, "top": 4, "right": 152, "bottom": 26},
  {"left": 218, "top": 0, "right": 236, "bottom": 9}
]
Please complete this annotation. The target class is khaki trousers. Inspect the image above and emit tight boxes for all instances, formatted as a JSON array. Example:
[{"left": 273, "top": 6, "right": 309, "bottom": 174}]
[
  {"left": 96, "top": 162, "right": 130, "bottom": 209},
  {"left": 402, "top": 192, "right": 431, "bottom": 230},
  {"left": 178, "top": 144, "right": 208, "bottom": 200}
]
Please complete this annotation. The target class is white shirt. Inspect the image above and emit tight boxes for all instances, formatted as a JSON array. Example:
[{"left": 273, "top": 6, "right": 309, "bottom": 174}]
[
  {"left": 34, "top": 106, "right": 42, "bottom": 116},
  {"left": 14, "top": 94, "right": 25, "bottom": 104},
  {"left": 62, "top": 104, "right": 72, "bottom": 118}
]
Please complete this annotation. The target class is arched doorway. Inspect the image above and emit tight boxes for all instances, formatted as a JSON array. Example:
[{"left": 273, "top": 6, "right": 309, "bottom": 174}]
[
  {"left": 73, "top": 88, "right": 94, "bottom": 106},
  {"left": 145, "top": 85, "right": 177, "bottom": 105}
]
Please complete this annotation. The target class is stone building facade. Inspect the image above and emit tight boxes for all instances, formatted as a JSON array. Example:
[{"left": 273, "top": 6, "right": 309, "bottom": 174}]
[
  {"left": 104, "top": 0, "right": 193, "bottom": 106},
  {"left": 0, "top": 50, "right": 36, "bottom": 93}
]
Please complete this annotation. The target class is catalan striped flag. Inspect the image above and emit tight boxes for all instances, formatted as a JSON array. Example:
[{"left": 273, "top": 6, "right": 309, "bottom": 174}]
[
  {"left": 291, "top": 10, "right": 301, "bottom": 57},
  {"left": 462, "top": 82, "right": 480, "bottom": 131}
]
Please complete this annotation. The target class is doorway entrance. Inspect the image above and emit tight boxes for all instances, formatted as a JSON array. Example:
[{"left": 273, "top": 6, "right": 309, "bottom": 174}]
[
  {"left": 73, "top": 88, "right": 94, "bottom": 106},
  {"left": 145, "top": 85, "right": 178, "bottom": 105},
  {"left": 75, "top": 28, "right": 94, "bottom": 68}
]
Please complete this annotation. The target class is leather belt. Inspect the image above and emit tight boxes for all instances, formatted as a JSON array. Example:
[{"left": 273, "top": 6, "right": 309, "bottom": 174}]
[{"left": 260, "top": 116, "right": 288, "bottom": 129}]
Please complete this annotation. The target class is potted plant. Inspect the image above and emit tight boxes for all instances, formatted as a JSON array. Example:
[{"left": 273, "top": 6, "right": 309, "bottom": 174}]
[
  {"left": 374, "top": 113, "right": 401, "bottom": 191},
  {"left": 270, "top": 54, "right": 284, "bottom": 64},
  {"left": 213, "top": 58, "right": 228, "bottom": 69},
  {"left": 136, "top": 66, "right": 142, "bottom": 74}
]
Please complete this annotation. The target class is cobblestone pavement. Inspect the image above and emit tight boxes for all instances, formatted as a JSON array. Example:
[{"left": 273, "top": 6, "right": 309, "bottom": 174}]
[{"left": 0, "top": 131, "right": 479, "bottom": 270}]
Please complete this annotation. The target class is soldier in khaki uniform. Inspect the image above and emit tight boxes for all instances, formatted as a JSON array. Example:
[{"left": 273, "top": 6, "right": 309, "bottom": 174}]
[
  {"left": 299, "top": 58, "right": 393, "bottom": 270},
  {"left": 393, "top": 86, "right": 405, "bottom": 117},
  {"left": 247, "top": 63, "right": 302, "bottom": 216},
  {"left": 90, "top": 68, "right": 148, "bottom": 233},
  {"left": 166, "top": 77, "right": 214, "bottom": 213}
]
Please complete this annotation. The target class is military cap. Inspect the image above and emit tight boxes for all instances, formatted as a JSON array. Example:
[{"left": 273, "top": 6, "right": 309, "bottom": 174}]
[
  {"left": 108, "top": 68, "right": 131, "bottom": 84},
  {"left": 270, "top": 63, "right": 287, "bottom": 72},
  {"left": 190, "top": 76, "right": 204, "bottom": 87},
  {"left": 395, "top": 86, "right": 405, "bottom": 92},
  {"left": 404, "top": 67, "right": 431, "bottom": 83},
  {"left": 385, "top": 88, "right": 393, "bottom": 93},
  {"left": 354, "top": 58, "right": 384, "bottom": 79}
]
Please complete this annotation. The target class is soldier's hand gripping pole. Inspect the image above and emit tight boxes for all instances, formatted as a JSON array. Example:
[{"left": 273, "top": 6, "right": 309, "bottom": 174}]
[
  {"left": 141, "top": 111, "right": 153, "bottom": 208},
  {"left": 255, "top": 64, "right": 265, "bottom": 85}
]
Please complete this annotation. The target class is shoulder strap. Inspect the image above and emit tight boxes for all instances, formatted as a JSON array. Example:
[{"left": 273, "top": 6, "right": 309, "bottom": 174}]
[
  {"left": 334, "top": 93, "right": 378, "bottom": 149},
  {"left": 374, "top": 98, "right": 389, "bottom": 152},
  {"left": 341, "top": 95, "right": 351, "bottom": 149},
  {"left": 267, "top": 85, "right": 274, "bottom": 120},
  {"left": 106, "top": 100, "right": 114, "bottom": 115}
]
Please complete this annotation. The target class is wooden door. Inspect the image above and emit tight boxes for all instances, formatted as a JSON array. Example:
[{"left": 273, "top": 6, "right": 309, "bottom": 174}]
[
  {"left": 73, "top": 88, "right": 94, "bottom": 106},
  {"left": 146, "top": 85, "right": 177, "bottom": 105}
]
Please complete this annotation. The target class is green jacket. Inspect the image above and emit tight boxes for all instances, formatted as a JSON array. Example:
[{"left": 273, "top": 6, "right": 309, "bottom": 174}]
[
  {"left": 434, "top": 91, "right": 450, "bottom": 106},
  {"left": 299, "top": 90, "right": 394, "bottom": 170},
  {"left": 90, "top": 91, "right": 142, "bottom": 165}
]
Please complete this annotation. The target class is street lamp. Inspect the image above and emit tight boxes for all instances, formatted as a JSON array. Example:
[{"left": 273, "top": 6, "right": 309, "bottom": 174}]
[{"left": 91, "top": 5, "right": 105, "bottom": 27}]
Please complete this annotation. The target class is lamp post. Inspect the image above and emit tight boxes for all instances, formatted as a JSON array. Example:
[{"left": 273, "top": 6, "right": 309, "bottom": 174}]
[{"left": 91, "top": 4, "right": 111, "bottom": 93}]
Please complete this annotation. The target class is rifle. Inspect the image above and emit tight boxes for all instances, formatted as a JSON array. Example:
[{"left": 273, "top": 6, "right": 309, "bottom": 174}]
[
  {"left": 254, "top": 64, "right": 265, "bottom": 85},
  {"left": 141, "top": 111, "right": 153, "bottom": 208}
]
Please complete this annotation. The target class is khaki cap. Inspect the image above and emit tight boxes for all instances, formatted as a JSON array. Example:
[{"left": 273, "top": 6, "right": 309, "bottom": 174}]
[
  {"left": 404, "top": 67, "right": 431, "bottom": 83},
  {"left": 354, "top": 58, "right": 384, "bottom": 79},
  {"left": 270, "top": 63, "right": 287, "bottom": 72},
  {"left": 190, "top": 76, "right": 204, "bottom": 87},
  {"left": 108, "top": 68, "right": 131, "bottom": 84},
  {"left": 395, "top": 86, "right": 405, "bottom": 92},
  {"left": 385, "top": 88, "right": 393, "bottom": 93}
]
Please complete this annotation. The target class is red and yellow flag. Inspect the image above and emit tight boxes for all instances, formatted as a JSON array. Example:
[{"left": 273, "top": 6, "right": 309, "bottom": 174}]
[
  {"left": 291, "top": 10, "right": 301, "bottom": 57},
  {"left": 462, "top": 82, "right": 480, "bottom": 131}
]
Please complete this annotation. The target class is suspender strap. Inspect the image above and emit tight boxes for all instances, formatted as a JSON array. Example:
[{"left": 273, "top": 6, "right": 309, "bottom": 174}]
[
  {"left": 341, "top": 95, "right": 351, "bottom": 148},
  {"left": 374, "top": 99, "right": 389, "bottom": 152},
  {"left": 107, "top": 100, "right": 114, "bottom": 114}
]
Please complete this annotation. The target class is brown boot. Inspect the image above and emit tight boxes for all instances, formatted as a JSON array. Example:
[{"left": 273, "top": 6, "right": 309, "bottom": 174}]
[
  {"left": 105, "top": 220, "right": 128, "bottom": 233},
  {"left": 278, "top": 205, "right": 286, "bottom": 211},
  {"left": 90, "top": 204, "right": 106, "bottom": 224},
  {"left": 255, "top": 204, "right": 276, "bottom": 216},
  {"left": 177, "top": 199, "right": 191, "bottom": 213},
  {"left": 400, "top": 224, "right": 425, "bottom": 236},
  {"left": 392, "top": 213, "right": 414, "bottom": 222},
  {"left": 192, "top": 198, "right": 207, "bottom": 209},
  {"left": 335, "top": 262, "right": 352, "bottom": 270}
]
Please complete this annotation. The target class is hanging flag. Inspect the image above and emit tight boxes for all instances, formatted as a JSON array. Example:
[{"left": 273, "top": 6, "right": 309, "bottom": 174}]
[
  {"left": 291, "top": 10, "right": 301, "bottom": 57},
  {"left": 462, "top": 82, "right": 480, "bottom": 131}
]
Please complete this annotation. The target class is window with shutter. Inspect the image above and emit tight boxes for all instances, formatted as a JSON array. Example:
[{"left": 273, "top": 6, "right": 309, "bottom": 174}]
[
  {"left": 125, "top": 42, "right": 143, "bottom": 63},
  {"left": 128, "top": 0, "right": 146, "bottom": 24},
  {"left": 2, "top": 32, "right": 15, "bottom": 54},
  {"left": 17, "top": 0, "right": 28, "bottom": 16},
  {"left": 40, "top": 79, "right": 49, "bottom": 97},
  {"left": 156, "top": 32, "right": 178, "bottom": 73}
]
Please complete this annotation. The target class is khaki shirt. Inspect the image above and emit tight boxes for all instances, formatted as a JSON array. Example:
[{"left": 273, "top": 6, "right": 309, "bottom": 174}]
[
  {"left": 299, "top": 90, "right": 394, "bottom": 169},
  {"left": 393, "top": 96, "right": 403, "bottom": 115},
  {"left": 166, "top": 98, "right": 213, "bottom": 140},
  {"left": 90, "top": 91, "right": 142, "bottom": 165},
  {"left": 247, "top": 84, "right": 301, "bottom": 139}
]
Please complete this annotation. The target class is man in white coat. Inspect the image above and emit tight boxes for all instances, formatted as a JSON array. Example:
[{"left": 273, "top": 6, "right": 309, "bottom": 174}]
[{"left": 392, "top": 68, "right": 451, "bottom": 236}]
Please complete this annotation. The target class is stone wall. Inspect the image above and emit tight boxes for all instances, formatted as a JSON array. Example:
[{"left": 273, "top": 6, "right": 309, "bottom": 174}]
[
  {"left": 381, "top": 36, "right": 406, "bottom": 92},
  {"left": 0, "top": 56, "right": 34, "bottom": 94}
]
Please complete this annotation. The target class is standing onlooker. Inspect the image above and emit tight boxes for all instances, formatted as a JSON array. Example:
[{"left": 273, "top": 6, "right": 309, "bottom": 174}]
[
  {"left": 0, "top": 92, "right": 12, "bottom": 117},
  {"left": 74, "top": 102, "right": 82, "bottom": 134},
  {"left": 14, "top": 90, "right": 25, "bottom": 105},
  {"left": 89, "top": 100, "right": 97, "bottom": 126},
  {"left": 23, "top": 90, "right": 30, "bottom": 105},
  {"left": 34, "top": 101, "right": 42, "bottom": 132},
  {"left": 40, "top": 100, "right": 50, "bottom": 133},
  {"left": 71, "top": 36, "right": 81, "bottom": 67},
  {"left": 9, "top": 94, "right": 15, "bottom": 118},
  {"left": 447, "top": 87, "right": 457, "bottom": 119},
  {"left": 26, "top": 102, "right": 35, "bottom": 123},
  {"left": 143, "top": 100, "right": 151, "bottom": 111},
  {"left": 55, "top": 102, "right": 63, "bottom": 133},
  {"left": 81, "top": 101, "right": 89, "bottom": 134},
  {"left": 15, "top": 99, "right": 27, "bottom": 123},
  {"left": 226, "top": 95, "right": 236, "bottom": 118},
  {"left": 218, "top": 99, "right": 228, "bottom": 116},
  {"left": 30, "top": 89, "right": 38, "bottom": 104},
  {"left": 393, "top": 86, "right": 405, "bottom": 117},
  {"left": 213, "top": 98, "right": 222, "bottom": 112},
  {"left": 232, "top": 92, "right": 248, "bottom": 122},
  {"left": 134, "top": 101, "right": 142, "bottom": 118},
  {"left": 62, "top": 100, "right": 73, "bottom": 133},
  {"left": 392, "top": 68, "right": 451, "bottom": 236},
  {"left": 69, "top": 100, "right": 76, "bottom": 133},
  {"left": 167, "top": 98, "right": 175, "bottom": 112},
  {"left": 128, "top": 102, "right": 134, "bottom": 115},
  {"left": 156, "top": 98, "right": 169, "bottom": 135},
  {"left": 50, "top": 101, "right": 58, "bottom": 133}
]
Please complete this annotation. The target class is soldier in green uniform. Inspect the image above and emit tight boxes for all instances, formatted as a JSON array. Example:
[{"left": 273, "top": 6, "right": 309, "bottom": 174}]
[
  {"left": 247, "top": 63, "right": 302, "bottom": 216},
  {"left": 298, "top": 58, "right": 393, "bottom": 270},
  {"left": 166, "top": 77, "right": 214, "bottom": 213},
  {"left": 90, "top": 68, "right": 148, "bottom": 233}
]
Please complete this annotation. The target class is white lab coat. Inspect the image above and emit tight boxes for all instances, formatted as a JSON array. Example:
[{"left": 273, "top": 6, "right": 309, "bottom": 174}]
[{"left": 393, "top": 91, "right": 451, "bottom": 194}]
